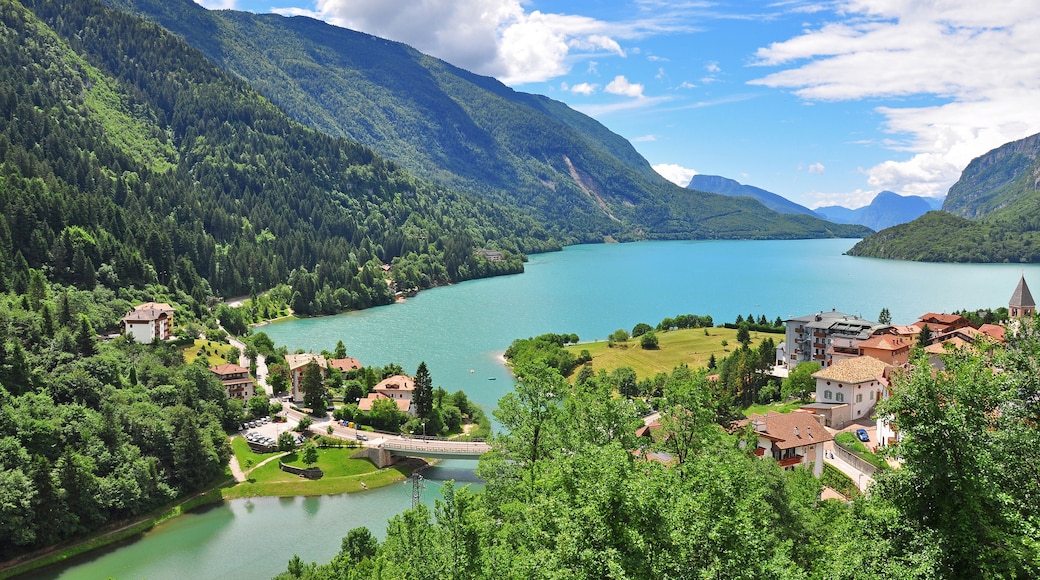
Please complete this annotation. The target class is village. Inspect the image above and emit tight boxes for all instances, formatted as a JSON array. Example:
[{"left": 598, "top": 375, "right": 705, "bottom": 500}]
[{"left": 112, "top": 276, "right": 1036, "bottom": 496}]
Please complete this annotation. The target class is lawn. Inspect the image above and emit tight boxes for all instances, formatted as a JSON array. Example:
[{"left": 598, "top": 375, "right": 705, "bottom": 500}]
[
  {"left": 743, "top": 399, "right": 808, "bottom": 417},
  {"left": 835, "top": 432, "right": 889, "bottom": 471},
  {"left": 183, "top": 339, "right": 236, "bottom": 366},
  {"left": 564, "top": 326, "right": 781, "bottom": 380},
  {"left": 223, "top": 444, "right": 416, "bottom": 499}
]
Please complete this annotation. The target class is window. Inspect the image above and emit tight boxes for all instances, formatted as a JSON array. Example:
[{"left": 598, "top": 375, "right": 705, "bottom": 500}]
[
  {"left": 870, "top": 391, "right": 875, "bottom": 400},
  {"left": 836, "top": 392, "right": 845, "bottom": 402},
  {"left": 856, "top": 394, "right": 863, "bottom": 403},
  {"left": 824, "top": 390, "right": 832, "bottom": 400}
]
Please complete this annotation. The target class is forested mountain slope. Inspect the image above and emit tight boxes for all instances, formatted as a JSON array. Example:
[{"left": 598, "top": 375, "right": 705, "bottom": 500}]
[
  {"left": 1, "top": 0, "right": 558, "bottom": 315},
  {"left": 111, "top": 0, "right": 870, "bottom": 242},
  {"left": 848, "top": 132, "right": 1040, "bottom": 262}
]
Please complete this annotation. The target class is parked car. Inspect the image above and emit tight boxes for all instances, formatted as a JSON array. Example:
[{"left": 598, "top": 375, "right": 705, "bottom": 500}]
[
  {"left": 356, "top": 433, "right": 368, "bottom": 441},
  {"left": 856, "top": 428, "right": 869, "bottom": 442}
]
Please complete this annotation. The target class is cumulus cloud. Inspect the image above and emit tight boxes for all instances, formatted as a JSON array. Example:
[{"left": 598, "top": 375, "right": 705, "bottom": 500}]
[
  {"left": 308, "top": 0, "right": 691, "bottom": 85},
  {"left": 605, "top": 75, "right": 645, "bottom": 98},
  {"left": 750, "top": 0, "right": 1040, "bottom": 197},
  {"left": 653, "top": 164, "right": 697, "bottom": 187},
  {"left": 808, "top": 162, "right": 825, "bottom": 174},
  {"left": 569, "top": 82, "right": 599, "bottom": 96}
]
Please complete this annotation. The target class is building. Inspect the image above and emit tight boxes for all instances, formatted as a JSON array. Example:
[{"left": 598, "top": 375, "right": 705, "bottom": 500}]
[
  {"left": 805, "top": 356, "right": 890, "bottom": 428},
  {"left": 916, "top": 313, "right": 972, "bottom": 336},
  {"left": 784, "top": 310, "right": 882, "bottom": 368},
  {"left": 285, "top": 353, "right": 327, "bottom": 404},
  {"left": 357, "top": 374, "right": 416, "bottom": 416},
  {"left": 1009, "top": 275, "right": 1035, "bottom": 318},
  {"left": 120, "top": 302, "right": 174, "bottom": 342},
  {"left": 856, "top": 334, "right": 911, "bottom": 366},
  {"left": 740, "top": 411, "right": 833, "bottom": 477},
  {"left": 328, "top": 357, "right": 362, "bottom": 374},
  {"left": 209, "top": 363, "right": 256, "bottom": 400},
  {"left": 474, "top": 249, "right": 504, "bottom": 262}
]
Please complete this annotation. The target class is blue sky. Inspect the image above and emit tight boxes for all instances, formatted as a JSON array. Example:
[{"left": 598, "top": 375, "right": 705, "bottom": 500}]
[{"left": 199, "top": 1, "right": 1040, "bottom": 210}]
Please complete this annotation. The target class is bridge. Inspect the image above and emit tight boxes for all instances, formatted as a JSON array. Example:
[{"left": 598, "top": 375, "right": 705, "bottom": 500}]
[{"left": 364, "top": 438, "right": 490, "bottom": 468}]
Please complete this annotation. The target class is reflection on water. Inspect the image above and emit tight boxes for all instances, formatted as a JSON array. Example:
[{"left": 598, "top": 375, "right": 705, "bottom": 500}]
[{"left": 28, "top": 460, "right": 482, "bottom": 580}]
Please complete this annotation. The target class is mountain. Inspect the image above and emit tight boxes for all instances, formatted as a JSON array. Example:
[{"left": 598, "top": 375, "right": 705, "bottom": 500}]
[
  {"left": 815, "top": 191, "right": 933, "bottom": 230},
  {"left": 110, "top": 0, "right": 870, "bottom": 242},
  {"left": 941, "top": 133, "right": 1040, "bottom": 219},
  {"left": 848, "top": 132, "right": 1040, "bottom": 262},
  {"left": 686, "top": 175, "right": 819, "bottom": 217},
  {"left": 1, "top": 0, "right": 557, "bottom": 314}
]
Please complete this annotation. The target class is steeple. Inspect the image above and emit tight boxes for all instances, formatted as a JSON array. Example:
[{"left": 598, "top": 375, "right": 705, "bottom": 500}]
[{"left": 1009, "top": 275, "right": 1035, "bottom": 318}]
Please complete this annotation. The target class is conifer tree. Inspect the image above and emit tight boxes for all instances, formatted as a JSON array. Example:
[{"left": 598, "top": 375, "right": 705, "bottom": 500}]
[{"left": 414, "top": 361, "right": 433, "bottom": 419}]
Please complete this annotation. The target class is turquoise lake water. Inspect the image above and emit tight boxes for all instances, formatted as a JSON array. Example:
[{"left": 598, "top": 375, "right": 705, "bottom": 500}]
[{"left": 31, "top": 239, "right": 1040, "bottom": 579}]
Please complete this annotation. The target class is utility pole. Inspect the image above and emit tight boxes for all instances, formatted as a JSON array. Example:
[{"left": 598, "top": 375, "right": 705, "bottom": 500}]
[{"left": 411, "top": 473, "right": 425, "bottom": 508}]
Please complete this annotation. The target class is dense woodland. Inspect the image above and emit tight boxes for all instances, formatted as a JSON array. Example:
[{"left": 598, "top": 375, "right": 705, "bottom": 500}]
[
  {"left": 111, "top": 0, "right": 872, "bottom": 244},
  {"left": 0, "top": 0, "right": 553, "bottom": 314}
]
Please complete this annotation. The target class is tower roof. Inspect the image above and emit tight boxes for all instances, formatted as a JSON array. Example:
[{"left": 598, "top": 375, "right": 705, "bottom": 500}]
[{"left": 1010, "top": 275, "right": 1035, "bottom": 308}]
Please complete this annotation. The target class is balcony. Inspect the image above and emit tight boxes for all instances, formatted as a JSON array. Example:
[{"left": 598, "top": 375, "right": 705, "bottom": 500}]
[
  {"left": 813, "top": 353, "right": 826, "bottom": 360},
  {"left": 778, "top": 456, "right": 803, "bottom": 468},
  {"left": 813, "top": 331, "right": 827, "bottom": 338}
]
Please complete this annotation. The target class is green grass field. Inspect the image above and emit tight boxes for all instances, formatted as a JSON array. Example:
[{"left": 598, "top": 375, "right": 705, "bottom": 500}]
[
  {"left": 564, "top": 326, "right": 781, "bottom": 380},
  {"left": 224, "top": 442, "right": 415, "bottom": 498},
  {"left": 183, "top": 339, "right": 236, "bottom": 366}
]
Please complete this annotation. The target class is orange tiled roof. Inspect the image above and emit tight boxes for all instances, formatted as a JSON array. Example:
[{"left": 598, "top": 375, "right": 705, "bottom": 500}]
[
  {"left": 329, "top": 357, "right": 362, "bottom": 372},
  {"left": 746, "top": 411, "right": 833, "bottom": 451},
  {"left": 857, "top": 334, "right": 910, "bottom": 351}
]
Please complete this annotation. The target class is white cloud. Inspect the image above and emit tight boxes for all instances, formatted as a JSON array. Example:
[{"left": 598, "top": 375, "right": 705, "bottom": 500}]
[
  {"left": 632, "top": 134, "right": 657, "bottom": 142},
  {"left": 605, "top": 75, "right": 645, "bottom": 98},
  {"left": 653, "top": 164, "right": 698, "bottom": 187},
  {"left": 808, "top": 162, "right": 825, "bottom": 174},
  {"left": 749, "top": 0, "right": 1040, "bottom": 197},
  {"left": 196, "top": 0, "right": 236, "bottom": 8},
  {"left": 569, "top": 82, "right": 599, "bottom": 96},
  {"left": 310, "top": 0, "right": 694, "bottom": 85},
  {"left": 678, "top": 81, "right": 697, "bottom": 89}
]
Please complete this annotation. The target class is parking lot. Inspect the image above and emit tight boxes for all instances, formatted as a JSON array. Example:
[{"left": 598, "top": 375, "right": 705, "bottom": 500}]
[{"left": 238, "top": 415, "right": 302, "bottom": 449}]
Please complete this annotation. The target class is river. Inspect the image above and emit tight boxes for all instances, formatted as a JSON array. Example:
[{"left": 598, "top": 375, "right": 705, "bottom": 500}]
[{"left": 29, "top": 239, "right": 1040, "bottom": 579}]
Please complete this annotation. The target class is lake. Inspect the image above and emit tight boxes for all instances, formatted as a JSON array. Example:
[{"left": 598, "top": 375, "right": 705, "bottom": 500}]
[{"left": 30, "top": 239, "right": 1040, "bottom": 579}]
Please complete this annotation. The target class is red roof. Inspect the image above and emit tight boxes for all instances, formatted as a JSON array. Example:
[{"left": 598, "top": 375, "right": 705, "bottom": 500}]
[{"left": 329, "top": 357, "right": 362, "bottom": 372}]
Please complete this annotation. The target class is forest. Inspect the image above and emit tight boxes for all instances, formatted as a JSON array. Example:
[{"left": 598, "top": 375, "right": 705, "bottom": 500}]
[
  {"left": 273, "top": 324, "right": 1040, "bottom": 579},
  {"left": 0, "top": 0, "right": 554, "bottom": 316}
]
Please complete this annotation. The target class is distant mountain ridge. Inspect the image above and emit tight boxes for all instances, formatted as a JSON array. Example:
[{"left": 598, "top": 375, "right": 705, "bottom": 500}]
[
  {"left": 686, "top": 175, "right": 819, "bottom": 217},
  {"left": 815, "top": 191, "right": 935, "bottom": 231},
  {"left": 848, "top": 132, "right": 1040, "bottom": 262},
  {"left": 110, "top": 0, "right": 870, "bottom": 242}
]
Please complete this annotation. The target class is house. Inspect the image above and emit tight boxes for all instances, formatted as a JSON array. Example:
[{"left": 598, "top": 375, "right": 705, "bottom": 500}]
[
  {"left": 120, "top": 302, "right": 174, "bottom": 342},
  {"left": 328, "top": 357, "right": 362, "bottom": 374},
  {"left": 804, "top": 356, "right": 890, "bottom": 428},
  {"left": 357, "top": 374, "right": 416, "bottom": 416},
  {"left": 739, "top": 411, "right": 833, "bottom": 477},
  {"left": 783, "top": 310, "right": 883, "bottom": 368},
  {"left": 285, "top": 353, "right": 327, "bottom": 404},
  {"left": 474, "top": 249, "right": 504, "bottom": 262},
  {"left": 856, "top": 334, "right": 911, "bottom": 366},
  {"left": 209, "top": 363, "right": 256, "bottom": 400},
  {"left": 1009, "top": 275, "right": 1035, "bottom": 318},
  {"left": 916, "top": 312, "right": 972, "bottom": 336}
]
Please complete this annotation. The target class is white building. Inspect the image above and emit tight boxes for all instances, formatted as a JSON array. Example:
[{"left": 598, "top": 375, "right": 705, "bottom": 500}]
[
  {"left": 806, "top": 356, "right": 889, "bottom": 428},
  {"left": 742, "top": 411, "right": 833, "bottom": 477},
  {"left": 784, "top": 310, "right": 883, "bottom": 368},
  {"left": 120, "top": 302, "right": 174, "bottom": 343},
  {"left": 285, "top": 353, "right": 327, "bottom": 404}
]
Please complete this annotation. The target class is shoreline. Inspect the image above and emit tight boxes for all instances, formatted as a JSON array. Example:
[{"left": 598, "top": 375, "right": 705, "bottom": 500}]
[{"left": 0, "top": 453, "right": 426, "bottom": 578}]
